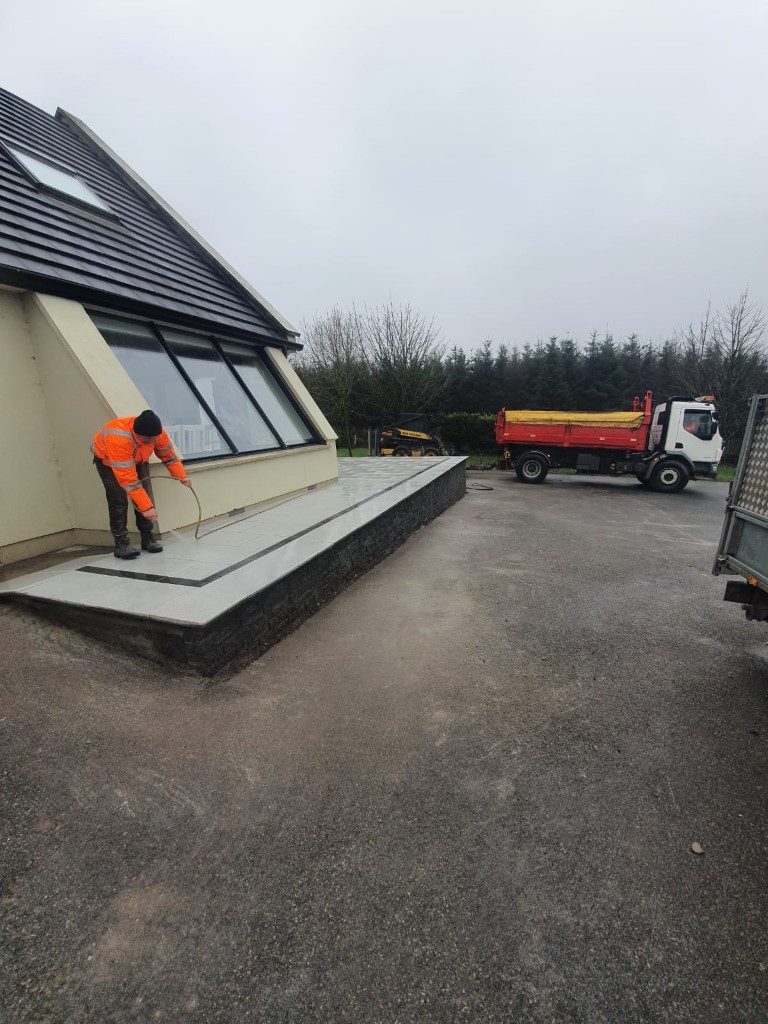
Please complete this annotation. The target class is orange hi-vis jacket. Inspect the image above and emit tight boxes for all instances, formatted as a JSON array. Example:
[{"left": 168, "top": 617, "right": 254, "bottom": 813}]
[{"left": 92, "top": 416, "right": 187, "bottom": 513}]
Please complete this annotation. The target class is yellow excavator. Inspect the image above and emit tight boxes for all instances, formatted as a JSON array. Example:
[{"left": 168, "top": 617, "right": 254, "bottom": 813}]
[{"left": 378, "top": 421, "right": 449, "bottom": 457}]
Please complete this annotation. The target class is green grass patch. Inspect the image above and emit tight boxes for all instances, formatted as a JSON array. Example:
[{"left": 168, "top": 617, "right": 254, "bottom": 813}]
[
  {"left": 463, "top": 451, "right": 498, "bottom": 469},
  {"left": 717, "top": 464, "right": 736, "bottom": 481},
  {"left": 336, "top": 447, "right": 372, "bottom": 458}
]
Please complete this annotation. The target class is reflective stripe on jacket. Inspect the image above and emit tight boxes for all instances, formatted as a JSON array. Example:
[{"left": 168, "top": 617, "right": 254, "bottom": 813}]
[{"left": 92, "top": 416, "right": 187, "bottom": 513}]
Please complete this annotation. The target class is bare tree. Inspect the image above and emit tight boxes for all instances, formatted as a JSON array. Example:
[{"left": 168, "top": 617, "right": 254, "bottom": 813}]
[
  {"left": 361, "top": 301, "right": 445, "bottom": 418},
  {"left": 298, "top": 307, "right": 364, "bottom": 456},
  {"left": 677, "top": 289, "right": 768, "bottom": 458},
  {"left": 714, "top": 290, "right": 768, "bottom": 456},
  {"left": 677, "top": 301, "right": 715, "bottom": 395}
]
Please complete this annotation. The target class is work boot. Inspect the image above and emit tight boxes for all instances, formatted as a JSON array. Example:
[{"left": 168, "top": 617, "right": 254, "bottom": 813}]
[
  {"left": 141, "top": 535, "right": 163, "bottom": 553},
  {"left": 114, "top": 538, "right": 140, "bottom": 560}
]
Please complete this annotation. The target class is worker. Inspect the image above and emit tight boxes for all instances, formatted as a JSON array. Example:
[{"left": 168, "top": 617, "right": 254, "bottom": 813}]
[{"left": 92, "top": 409, "right": 192, "bottom": 559}]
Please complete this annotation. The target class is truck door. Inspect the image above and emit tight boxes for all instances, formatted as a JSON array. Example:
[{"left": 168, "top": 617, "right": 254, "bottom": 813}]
[
  {"left": 665, "top": 404, "right": 722, "bottom": 470},
  {"left": 650, "top": 403, "right": 666, "bottom": 448}
]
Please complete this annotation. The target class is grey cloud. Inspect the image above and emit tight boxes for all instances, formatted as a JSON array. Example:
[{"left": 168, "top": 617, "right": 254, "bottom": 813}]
[{"left": 3, "top": 0, "right": 767, "bottom": 349}]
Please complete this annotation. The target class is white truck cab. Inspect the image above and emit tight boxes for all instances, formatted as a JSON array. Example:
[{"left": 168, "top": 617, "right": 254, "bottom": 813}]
[{"left": 648, "top": 397, "right": 723, "bottom": 484}]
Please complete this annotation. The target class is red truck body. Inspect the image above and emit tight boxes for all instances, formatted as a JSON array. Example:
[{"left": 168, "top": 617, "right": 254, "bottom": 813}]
[{"left": 495, "top": 390, "right": 654, "bottom": 452}]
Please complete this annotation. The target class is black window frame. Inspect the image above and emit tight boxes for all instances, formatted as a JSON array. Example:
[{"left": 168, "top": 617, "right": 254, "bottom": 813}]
[
  {"left": 216, "top": 338, "right": 318, "bottom": 448},
  {"left": 89, "top": 310, "right": 322, "bottom": 463},
  {"left": 0, "top": 139, "right": 119, "bottom": 221}
]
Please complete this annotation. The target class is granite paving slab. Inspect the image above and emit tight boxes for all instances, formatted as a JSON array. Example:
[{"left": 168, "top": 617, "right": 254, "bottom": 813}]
[{"left": 1, "top": 458, "right": 466, "bottom": 632}]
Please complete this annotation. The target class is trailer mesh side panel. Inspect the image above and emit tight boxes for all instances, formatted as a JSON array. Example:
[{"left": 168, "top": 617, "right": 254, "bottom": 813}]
[{"left": 736, "top": 397, "right": 768, "bottom": 517}]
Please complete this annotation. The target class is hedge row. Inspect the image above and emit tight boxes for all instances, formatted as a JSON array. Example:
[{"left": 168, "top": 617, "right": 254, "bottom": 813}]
[{"left": 434, "top": 412, "right": 497, "bottom": 453}]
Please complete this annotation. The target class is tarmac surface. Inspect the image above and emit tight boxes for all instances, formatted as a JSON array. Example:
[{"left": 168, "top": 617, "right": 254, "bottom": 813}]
[{"left": 2, "top": 472, "right": 767, "bottom": 1023}]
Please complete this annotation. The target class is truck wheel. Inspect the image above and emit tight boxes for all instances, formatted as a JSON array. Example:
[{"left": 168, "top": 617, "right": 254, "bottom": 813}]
[
  {"left": 515, "top": 454, "right": 549, "bottom": 484},
  {"left": 424, "top": 447, "right": 441, "bottom": 456},
  {"left": 650, "top": 461, "right": 689, "bottom": 493},
  {"left": 393, "top": 446, "right": 411, "bottom": 457}
]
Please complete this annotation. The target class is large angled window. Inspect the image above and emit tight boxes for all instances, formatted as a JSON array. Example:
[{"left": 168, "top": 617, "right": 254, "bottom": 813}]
[
  {"left": 93, "top": 315, "right": 230, "bottom": 459},
  {"left": 220, "top": 341, "right": 313, "bottom": 446},
  {"left": 158, "top": 329, "right": 279, "bottom": 453},
  {"left": 90, "top": 313, "right": 318, "bottom": 460}
]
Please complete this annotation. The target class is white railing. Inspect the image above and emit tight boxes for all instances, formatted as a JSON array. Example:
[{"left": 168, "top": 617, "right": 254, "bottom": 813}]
[{"left": 166, "top": 422, "right": 221, "bottom": 455}]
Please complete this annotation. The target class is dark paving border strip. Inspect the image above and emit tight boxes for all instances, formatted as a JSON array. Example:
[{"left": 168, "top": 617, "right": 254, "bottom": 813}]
[{"left": 76, "top": 459, "right": 451, "bottom": 589}]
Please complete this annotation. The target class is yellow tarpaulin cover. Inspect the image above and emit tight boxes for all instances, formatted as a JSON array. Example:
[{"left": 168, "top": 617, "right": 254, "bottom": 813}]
[{"left": 504, "top": 409, "right": 645, "bottom": 429}]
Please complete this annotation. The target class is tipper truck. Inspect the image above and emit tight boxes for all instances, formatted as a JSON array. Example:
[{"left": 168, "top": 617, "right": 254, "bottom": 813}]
[
  {"left": 496, "top": 390, "right": 722, "bottom": 493},
  {"left": 714, "top": 394, "right": 768, "bottom": 620}
]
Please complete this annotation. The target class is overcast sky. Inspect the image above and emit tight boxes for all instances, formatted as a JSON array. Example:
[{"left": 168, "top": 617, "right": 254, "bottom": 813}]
[{"left": 3, "top": 1, "right": 767, "bottom": 350}]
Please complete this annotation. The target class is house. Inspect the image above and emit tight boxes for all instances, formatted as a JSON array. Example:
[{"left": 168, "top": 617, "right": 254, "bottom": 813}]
[{"left": 0, "top": 86, "right": 337, "bottom": 566}]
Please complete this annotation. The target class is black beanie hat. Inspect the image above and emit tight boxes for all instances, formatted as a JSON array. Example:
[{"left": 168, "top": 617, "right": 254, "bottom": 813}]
[{"left": 133, "top": 410, "right": 162, "bottom": 436}]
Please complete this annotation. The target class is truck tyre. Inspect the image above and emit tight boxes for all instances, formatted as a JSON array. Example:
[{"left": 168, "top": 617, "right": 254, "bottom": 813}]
[
  {"left": 393, "top": 446, "right": 411, "bottom": 457},
  {"left": 424, "top": 447, "right": 441, "bottom": 456},
  {"left": 515, "top": 453, "right": 549, "bottom": 484},
  {"left": 649, "top": 461, "right": 689, "bottom": 494}
]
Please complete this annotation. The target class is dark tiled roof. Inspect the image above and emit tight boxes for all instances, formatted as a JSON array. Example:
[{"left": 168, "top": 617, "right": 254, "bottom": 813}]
[{"left": 0, "top": 88, "right": 291, "bottom": 343}]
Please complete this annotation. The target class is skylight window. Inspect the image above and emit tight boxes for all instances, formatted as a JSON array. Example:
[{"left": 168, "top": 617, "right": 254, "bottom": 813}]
[{"left": 6, "top": 145, "right": 112, "bottom": 213}]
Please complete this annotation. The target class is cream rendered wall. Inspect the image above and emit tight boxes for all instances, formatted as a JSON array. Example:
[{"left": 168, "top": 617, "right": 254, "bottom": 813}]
[
  {"left": 0, "top": 288, "right": 71, "bottom": 556},
  {"left": 6, "top": 293, "right": 339, "bottom": 553},
  {"left": 26, "top": 293, "right": 148, "bottom": 537},
  {"left": 147, "top": 442, "right": 339, "bottom": 532}
]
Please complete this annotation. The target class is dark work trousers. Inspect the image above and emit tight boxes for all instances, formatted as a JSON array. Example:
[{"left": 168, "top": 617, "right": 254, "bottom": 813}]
[{"left": 93, "top": 458, "right": 155, "bottom": 543}]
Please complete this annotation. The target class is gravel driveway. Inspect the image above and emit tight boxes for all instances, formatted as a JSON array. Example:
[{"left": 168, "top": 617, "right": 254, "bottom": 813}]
[{"left": 1, "top": 473, "right": 766, "bottom": 1023}]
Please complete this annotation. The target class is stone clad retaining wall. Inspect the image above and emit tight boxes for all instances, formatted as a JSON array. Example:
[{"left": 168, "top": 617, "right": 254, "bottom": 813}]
[{"left": 16, "top": 460, "right": 466, "bottom": 676}]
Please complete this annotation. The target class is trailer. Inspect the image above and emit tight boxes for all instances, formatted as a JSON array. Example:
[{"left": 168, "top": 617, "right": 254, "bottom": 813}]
[
  {"left": 495, "top": 390, "right": 722, "bottom": 493},
  {"left": 714, "top": 394, "right": 768, "bottom": 620}
]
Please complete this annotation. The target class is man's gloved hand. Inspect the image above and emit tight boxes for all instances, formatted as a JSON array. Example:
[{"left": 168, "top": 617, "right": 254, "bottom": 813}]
[
  {"left": 144, "top": 507, "right": 160, "bottom": 523},
  {"left": 179, "top": 478, "right": 193, "bottom": 488}
]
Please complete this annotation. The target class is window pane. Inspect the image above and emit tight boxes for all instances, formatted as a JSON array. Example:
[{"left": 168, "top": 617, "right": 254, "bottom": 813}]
[
  {"left": 160, "top": 329, "right": 279, "bottom": 453},
  {"left": 683, "top": 411, "right": 712, "bottom": 440},
  {"left": 220, "top": 342, "right": 313, "bottom": 445},
  {"left": 10, "top": 146, "right": 111, "bottom": 212},
  {"left": 92, "top": 315, "right": 231, "bottom": 459}
]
